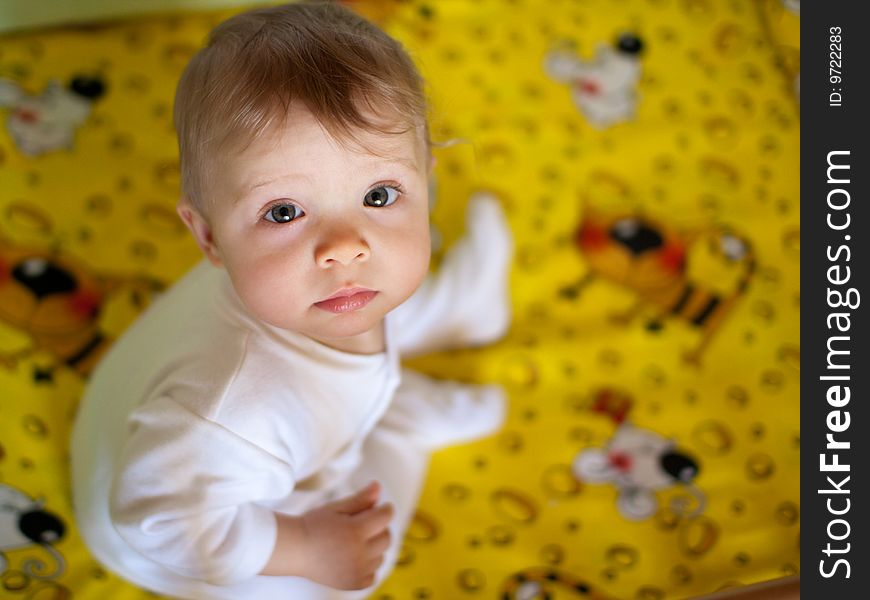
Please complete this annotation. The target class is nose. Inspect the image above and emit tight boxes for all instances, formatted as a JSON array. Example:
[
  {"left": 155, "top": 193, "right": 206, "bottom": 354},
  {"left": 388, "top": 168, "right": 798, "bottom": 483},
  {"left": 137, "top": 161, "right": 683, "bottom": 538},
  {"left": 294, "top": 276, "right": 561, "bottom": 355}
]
[
  {"left": 19, "top": 508, "right": 66, "bottom": 544},
  {"left": 13, "top": 258, "right": 78, "bottom": 299},
  {"left": 609, "top": 219, "right": 663, "bottom": 256},
  {"left": 660, "top": 451, "right": 699, "bottom": 483},
  {"left": 314, "top": 225, "right": 371, "bottom": 268}
]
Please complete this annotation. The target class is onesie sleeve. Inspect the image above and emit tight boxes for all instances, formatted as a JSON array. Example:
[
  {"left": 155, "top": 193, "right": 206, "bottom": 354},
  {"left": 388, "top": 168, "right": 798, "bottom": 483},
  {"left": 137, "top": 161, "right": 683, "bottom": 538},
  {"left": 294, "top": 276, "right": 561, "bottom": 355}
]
[
  {"left": 110, "top": 396, "right": 296, "bottom": 586},
  {"left": 390, "top": 193, "right": 513, "bottom": 357}
]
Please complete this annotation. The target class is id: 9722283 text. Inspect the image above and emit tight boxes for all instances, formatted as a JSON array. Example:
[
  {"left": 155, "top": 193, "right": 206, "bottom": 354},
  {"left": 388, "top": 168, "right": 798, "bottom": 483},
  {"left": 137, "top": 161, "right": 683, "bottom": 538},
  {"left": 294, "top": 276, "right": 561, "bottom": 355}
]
[{"left": 830, "top": 26, "right": 843, "bottom": 107}]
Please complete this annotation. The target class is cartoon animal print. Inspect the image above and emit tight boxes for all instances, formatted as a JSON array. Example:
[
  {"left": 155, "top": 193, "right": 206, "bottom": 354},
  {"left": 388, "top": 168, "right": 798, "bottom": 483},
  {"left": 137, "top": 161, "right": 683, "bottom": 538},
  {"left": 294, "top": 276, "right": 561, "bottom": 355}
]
[
  {"left": 0, "top": 74, "right": 106, "bottom": 156},
  {"left": 500, "top": 567, "right": 616, "bottom": 600},
  {"left": 561, "top": 208, "right": 755, "bottom": 365},
  {"left": 572, "top": 390, "right": 704, "bottom": 521},
  {"left": 0, "top": 234, "right": 163, "bottom": 379},
  {"left": 544, "top": 33, "right": 644, "bottom": 129},
  {"left": 0, "top": 483, "right": 66, "bottom": 580}
]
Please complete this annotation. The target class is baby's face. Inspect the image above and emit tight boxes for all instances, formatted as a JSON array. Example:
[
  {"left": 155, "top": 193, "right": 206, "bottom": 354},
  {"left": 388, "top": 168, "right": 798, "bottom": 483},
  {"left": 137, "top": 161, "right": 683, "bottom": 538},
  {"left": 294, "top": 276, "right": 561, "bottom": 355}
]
[{"left": 193, "top": 105, "right": 431, "bottom": 349}]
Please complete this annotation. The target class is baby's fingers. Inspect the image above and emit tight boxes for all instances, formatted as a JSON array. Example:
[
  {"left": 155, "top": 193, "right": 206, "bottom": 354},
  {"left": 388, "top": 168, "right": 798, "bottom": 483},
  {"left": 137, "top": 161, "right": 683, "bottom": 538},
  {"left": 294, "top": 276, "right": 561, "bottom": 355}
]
[
  {"left": 355, "top": 502, "right": 394, "bottom": 538},
  {"left": 367, "top": 528, "right": 391, "bottom": 556},
  {"left": 331, "top": 481, "right": 380, "bottom": 516},
  {"left": 365, "top": 553, "right": 386, "bottom": 579}
]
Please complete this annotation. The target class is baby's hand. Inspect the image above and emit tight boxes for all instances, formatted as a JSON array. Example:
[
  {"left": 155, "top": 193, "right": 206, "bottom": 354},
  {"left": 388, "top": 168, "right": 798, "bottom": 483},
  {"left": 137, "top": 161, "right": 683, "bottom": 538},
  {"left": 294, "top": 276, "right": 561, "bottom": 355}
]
[{"left": 297, "top": 481, "right": 393, "bottom": 590}]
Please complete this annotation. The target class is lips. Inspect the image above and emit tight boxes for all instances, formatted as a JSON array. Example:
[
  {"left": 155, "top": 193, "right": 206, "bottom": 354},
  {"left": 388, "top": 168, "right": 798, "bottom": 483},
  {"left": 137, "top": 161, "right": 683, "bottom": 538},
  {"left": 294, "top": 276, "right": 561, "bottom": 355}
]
[{"left": 314, "top": 287, "right": 377, "bottom": 314}]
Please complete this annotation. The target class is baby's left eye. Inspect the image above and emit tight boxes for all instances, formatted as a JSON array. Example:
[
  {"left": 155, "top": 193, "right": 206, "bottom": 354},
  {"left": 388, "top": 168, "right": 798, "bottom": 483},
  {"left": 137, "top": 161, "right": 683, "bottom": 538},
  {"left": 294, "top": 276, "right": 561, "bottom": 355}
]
[{"left": 363, "top": 186, "right": 400, "bottom": 208}]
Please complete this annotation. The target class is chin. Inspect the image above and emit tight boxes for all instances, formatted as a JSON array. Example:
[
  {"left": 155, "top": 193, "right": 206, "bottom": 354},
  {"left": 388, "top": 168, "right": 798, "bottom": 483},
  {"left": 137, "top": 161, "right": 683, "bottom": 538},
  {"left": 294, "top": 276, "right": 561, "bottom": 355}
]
[{"left": 311, "top": 312, "right": 382, "bottom": 340}]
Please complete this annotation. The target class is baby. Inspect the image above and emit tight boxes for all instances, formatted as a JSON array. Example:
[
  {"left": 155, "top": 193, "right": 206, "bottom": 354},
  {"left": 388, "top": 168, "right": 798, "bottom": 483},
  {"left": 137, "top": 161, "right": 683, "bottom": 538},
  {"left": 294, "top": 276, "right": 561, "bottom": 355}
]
[{"left": 70, "top": 2, "right": 512, "bottom": 599}]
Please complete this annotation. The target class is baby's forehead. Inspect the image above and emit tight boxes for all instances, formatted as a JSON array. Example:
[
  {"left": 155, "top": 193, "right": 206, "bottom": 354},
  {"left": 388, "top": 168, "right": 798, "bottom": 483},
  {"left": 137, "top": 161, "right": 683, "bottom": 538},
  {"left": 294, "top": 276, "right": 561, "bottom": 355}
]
[
  {"left": 241, "top": 112, "right": 427, "bottom": 167},
  {"left": 332, "top": 131, "right": 424, "bottom": 165},
  {"left": 212, "top": 111, "right": 428, "bottom": 199}
]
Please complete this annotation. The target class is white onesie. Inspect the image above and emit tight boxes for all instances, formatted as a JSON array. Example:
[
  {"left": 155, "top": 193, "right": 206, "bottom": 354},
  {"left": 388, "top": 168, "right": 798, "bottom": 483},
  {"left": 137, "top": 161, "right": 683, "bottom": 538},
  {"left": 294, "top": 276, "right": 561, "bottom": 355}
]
[{"left": 71, "top": 195, "right": 512, "bottom": 599}]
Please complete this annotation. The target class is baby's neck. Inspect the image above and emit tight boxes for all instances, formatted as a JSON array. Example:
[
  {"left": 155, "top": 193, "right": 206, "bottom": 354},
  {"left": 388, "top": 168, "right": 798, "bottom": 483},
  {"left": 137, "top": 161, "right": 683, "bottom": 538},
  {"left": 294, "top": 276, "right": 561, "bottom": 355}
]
[{"left": 309, "top": 321, "right": 386, "bottom": 355}]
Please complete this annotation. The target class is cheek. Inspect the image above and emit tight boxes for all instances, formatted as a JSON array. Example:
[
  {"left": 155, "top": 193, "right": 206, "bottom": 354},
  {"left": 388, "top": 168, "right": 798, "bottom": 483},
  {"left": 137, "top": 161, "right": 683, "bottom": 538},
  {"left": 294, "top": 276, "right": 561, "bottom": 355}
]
[
  {"left": 386, "top": 216, "right": 431, "bottom": 284},
  {"left": 225, "top": 250, "right": 306, "bottom": 322},
  {"left": 404, "top": 239, "right": 432, "bottom": 292}
]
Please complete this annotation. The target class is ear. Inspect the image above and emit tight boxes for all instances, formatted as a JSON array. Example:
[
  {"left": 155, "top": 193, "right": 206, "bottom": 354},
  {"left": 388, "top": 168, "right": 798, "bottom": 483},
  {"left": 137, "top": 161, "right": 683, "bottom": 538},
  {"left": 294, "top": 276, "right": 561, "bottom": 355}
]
[
  {"left": 177, "top": 199, "right": 223, "bottom": 267},
  {"left": 618, "top": 489, "right": 657, "bottom": 521}
]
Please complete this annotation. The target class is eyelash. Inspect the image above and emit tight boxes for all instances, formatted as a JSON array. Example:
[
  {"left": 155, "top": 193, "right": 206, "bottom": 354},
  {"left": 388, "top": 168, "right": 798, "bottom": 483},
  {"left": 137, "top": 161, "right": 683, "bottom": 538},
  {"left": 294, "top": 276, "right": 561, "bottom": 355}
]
[
  {"left": 259, "top": 200, "right": 302, "bottom": 225},
  {"left": 368, "top": 182, "right": 405, "bottom": 199},
  {"left": 259, "top": 182, "right": 406, "bottom": 224}
]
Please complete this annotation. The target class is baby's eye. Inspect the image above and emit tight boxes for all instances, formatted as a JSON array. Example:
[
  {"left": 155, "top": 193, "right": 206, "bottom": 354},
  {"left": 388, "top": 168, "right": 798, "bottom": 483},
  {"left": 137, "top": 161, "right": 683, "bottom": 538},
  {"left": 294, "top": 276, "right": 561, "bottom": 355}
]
[
  {"left": 263, "top": 203, "right": 304, "bottom": 224},
  {"left": 363, "top": 186, "right": 400, "bottom": 208}
]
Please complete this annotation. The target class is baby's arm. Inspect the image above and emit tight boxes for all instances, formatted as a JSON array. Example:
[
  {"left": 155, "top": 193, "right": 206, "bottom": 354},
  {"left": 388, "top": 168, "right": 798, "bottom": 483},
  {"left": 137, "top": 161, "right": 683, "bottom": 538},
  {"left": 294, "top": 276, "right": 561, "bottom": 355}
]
[
  {"left": 390, "top": 192, "right": 513, "bottom": 357},
  {"left": 111, "top": 397, "right": 292, "bottom": 585},
  {"left": 260, "top": 482, "right": 393, "bottom": 590},
  {"left": 112, "top": 397, "right": 394, "bottom": 590}
]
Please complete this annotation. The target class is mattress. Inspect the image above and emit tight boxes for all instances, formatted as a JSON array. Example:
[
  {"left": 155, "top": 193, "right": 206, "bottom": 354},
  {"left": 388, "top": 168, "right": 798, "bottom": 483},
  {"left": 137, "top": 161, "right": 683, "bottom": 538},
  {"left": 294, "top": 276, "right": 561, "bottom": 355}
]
[{"left": 0, "top": 0, "right": 800, "bottom": 598}]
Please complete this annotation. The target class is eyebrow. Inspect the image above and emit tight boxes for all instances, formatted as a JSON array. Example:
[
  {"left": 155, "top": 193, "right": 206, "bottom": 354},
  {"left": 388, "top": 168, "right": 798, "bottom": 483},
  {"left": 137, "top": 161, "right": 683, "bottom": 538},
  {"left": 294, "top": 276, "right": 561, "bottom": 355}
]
[
  {"left": 247, "top": 172, "right": 310, "bottom": 194},
  {"left": 242, "top": 157, "right": 420, "bottom": 198}
]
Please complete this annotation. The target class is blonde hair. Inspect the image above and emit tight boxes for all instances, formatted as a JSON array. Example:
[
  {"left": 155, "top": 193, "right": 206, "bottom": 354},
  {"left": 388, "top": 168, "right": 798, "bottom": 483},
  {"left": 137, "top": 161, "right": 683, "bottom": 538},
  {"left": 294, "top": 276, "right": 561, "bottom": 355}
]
[{"left": 174, "top": 1, "right": 430, "bottom": 210}]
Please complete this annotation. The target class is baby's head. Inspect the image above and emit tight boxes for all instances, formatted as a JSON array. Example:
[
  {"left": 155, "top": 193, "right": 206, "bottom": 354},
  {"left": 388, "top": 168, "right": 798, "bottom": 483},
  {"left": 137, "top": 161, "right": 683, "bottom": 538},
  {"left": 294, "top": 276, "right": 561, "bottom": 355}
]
[{"left": 173, "top": 1, "right": 433, "bottom": 350}]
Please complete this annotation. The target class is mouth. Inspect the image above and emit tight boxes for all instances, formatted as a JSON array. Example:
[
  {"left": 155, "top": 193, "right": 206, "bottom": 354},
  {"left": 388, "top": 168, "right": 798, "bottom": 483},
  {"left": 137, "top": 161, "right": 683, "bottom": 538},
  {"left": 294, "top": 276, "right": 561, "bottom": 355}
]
[{"left": 314, "top": 287, "right": 378, "bottom": 314}]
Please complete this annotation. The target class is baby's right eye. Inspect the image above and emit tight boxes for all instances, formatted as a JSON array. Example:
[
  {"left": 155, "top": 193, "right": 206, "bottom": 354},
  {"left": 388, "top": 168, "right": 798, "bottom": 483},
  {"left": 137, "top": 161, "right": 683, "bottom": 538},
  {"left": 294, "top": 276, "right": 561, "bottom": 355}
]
[{"left": 263, "top": 202, "right": 304, "bottom": 224}]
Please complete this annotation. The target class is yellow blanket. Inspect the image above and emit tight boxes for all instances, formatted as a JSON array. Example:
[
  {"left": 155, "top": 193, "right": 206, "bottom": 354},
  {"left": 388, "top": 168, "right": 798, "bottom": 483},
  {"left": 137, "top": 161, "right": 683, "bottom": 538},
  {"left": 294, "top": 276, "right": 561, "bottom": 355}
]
[{"left": 0, "top": 0, "right": 799, "bottom": 598}]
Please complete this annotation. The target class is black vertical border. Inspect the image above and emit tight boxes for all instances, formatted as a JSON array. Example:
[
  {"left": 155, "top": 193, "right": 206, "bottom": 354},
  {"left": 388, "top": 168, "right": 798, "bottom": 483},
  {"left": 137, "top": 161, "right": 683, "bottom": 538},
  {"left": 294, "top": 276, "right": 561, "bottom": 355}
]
[{"left": 802, "top": 1, "right": 868, "bottom": 597}]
